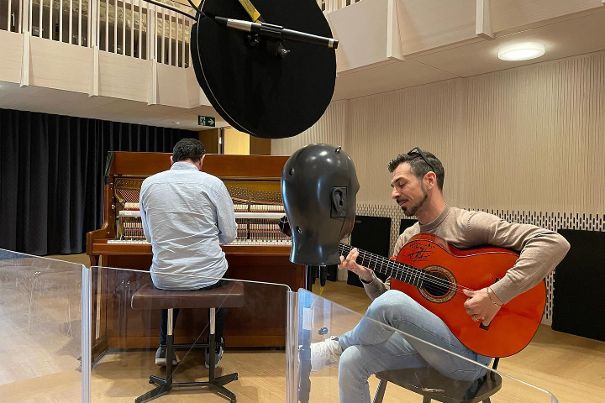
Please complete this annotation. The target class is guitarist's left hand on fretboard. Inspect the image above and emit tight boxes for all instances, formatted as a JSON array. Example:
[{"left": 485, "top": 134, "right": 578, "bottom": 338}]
[{"left": 339, "top": 247, "right": 374, "bottom": 283}]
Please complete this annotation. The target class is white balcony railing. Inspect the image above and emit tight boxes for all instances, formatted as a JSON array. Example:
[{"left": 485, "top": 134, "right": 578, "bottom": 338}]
[
  {"left": 0, "top": 0, "right": 361, "bottom": 68},
  {"left": 0, "top": 0, "right": 193, "bottom": 67},
  {"left": 319, "top": 0, "right": 362, "bottom": 13}
]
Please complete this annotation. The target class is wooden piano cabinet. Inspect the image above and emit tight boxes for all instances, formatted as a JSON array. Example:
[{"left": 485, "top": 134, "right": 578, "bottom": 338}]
[
  {"left": 91, "top": 248, "right": 304, "bottom": 354},
  {"left": 87, "top": 152, "right": 303, "bottom": 357},
  {"left": 223, "top": 252, "right": 306, "bottom": 347}
]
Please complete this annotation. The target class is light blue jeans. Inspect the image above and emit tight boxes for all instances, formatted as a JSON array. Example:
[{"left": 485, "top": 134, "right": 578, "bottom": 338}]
[{"left": 337, "top": 290, "right": 491, "bottom": 403}]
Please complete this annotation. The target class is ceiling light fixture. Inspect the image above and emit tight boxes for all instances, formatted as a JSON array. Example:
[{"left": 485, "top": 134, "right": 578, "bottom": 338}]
[{"left": 497, "top": 42, "right": 545, "bottom": 61}]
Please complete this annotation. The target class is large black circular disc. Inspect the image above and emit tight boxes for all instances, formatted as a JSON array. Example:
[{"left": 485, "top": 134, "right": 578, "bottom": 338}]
[{"left": 191, "top": 0, "right": 336, "bottom": 139}]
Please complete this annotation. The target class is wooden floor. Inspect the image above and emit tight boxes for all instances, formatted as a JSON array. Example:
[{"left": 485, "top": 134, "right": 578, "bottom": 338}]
[{"left": 1, "top": 254, "right": 604, "bottom": 402}]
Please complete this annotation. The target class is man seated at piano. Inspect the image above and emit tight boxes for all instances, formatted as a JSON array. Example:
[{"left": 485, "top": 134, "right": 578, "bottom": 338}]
[{"left": 139, "top": 138, "right": 237, "bottom": 367}]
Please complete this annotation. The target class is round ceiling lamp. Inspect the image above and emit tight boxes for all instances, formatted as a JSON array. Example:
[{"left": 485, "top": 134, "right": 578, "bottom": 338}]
[{"left": 497, "top": 42, "right": 545, "bottom": 61}]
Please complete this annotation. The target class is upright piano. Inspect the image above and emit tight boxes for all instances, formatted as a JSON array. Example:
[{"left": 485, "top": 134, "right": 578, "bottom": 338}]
[{"left": 86, "top": 151, "right": 304, "bottom": 354}]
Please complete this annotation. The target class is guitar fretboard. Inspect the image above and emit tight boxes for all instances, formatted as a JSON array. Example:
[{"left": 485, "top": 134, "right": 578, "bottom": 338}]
[
  {"left": 338, "top": 243, "right": 463, "bottom": 297},
  {"left": 338, "top": 243, "right": 429, "bottom": 288}
]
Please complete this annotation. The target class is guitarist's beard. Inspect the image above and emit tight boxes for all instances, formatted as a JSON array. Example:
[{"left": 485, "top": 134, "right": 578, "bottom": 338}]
[{"left": 402, "top": 187, "right": 428, "bottom": 217}]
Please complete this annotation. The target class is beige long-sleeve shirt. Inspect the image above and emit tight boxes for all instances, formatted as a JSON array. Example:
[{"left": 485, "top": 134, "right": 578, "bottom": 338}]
[{"left": 362, "top": 206, "right": 570, "bottom": 304}]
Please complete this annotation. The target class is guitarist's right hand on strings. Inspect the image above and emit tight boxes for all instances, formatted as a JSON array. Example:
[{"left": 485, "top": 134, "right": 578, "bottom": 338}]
[
  {"left": 463, "top": 288, "right": 501, "bottom": 326},
  {"left": 339, "top": 248, "right": 373, "bottom": 283}
]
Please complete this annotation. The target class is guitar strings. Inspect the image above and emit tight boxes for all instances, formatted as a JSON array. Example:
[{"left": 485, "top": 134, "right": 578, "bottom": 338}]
[
  {"left": 362, "top": 250, "right": 463, "bottom": 293},
  {"left": 338, "top": 244, "right": 472, "bottom": 295},
  {"left": 344, "top": 245, "right": 466, "bottom": 294}
]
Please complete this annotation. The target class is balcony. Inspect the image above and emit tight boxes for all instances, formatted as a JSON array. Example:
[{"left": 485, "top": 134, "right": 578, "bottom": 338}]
[
  {"left": 0, "top": 0, "right": 215, "bottom": 128},
  {"left": 1, "top": 0, "right": 605, "bottom": 129}
]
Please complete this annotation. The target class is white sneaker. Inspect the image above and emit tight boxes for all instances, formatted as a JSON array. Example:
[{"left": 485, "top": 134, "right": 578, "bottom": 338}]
[
  {"left": 310, "top": 337, "right": 342, "bottom": 372},
  {"left": 155, "top": 346, "right": 179, "bottom": 367},
  {"left": 204, "top": 343, "right": 224, "bottom": 369}
]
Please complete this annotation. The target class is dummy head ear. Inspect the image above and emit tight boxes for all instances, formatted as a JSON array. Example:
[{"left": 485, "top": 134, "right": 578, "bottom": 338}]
[{"left": 331, "top": 187, "right": 347, "bottom": 218}]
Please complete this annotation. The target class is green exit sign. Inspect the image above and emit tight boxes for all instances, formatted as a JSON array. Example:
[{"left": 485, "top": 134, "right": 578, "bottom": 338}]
[{"left": 198, "top": 115, "right": 216, "bottom": 127}]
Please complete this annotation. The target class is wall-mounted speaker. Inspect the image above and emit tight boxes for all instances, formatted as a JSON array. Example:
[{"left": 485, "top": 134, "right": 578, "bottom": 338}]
[
  {"left": 347, "top": 215, "right": 392, "bottom": 287},
  {"left": 399, "top": 218, "right": 417, "bottom": 234},
  {"left": 552, "top": 229, "right": 605, "bottom": 342}
]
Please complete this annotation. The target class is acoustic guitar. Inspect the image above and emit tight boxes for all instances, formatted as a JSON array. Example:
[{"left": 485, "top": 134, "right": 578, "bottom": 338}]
[{"left": 343, "top": 233, "right": 546, "bottom": 358}]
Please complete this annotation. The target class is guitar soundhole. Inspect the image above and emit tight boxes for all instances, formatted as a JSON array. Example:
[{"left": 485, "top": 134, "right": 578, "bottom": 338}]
[
  {"left": 422, "top": 275, "right": 449, "bottom": 296},
  {"left": 419, "top": 266, "right": 456, "bottom": 303}
]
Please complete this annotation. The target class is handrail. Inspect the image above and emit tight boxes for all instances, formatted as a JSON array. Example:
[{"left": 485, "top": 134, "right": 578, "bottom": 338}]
[
  {"left": 0, "top": 0, "right": 359, "bottom": 67},
  {"left": 0, "top": 0, "right": 194, "bottom": 67}
]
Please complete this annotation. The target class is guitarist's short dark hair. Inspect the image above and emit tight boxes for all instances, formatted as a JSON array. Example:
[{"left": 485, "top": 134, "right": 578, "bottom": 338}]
[{"left": 388, "top": 148, "right": 445, "bottom": 190}]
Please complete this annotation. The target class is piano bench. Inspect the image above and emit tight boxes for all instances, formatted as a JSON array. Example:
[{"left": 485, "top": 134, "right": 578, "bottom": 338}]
[{"left": 131, "top": 281, "right": 245, "bottom": 403}]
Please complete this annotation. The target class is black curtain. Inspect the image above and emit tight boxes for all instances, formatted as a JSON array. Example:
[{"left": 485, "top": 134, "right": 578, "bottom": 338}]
[{"left": 0, "top": 108, "right": 197, "bottom": 255}]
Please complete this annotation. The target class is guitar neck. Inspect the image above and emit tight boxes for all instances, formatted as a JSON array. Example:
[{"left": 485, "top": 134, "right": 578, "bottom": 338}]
[{"left": 338, "top": 243, "right": 425, "bottom": 287}]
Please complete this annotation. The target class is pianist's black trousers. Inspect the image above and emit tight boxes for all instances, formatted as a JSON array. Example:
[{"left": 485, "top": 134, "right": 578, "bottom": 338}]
[{"left": 159, "top": 280, "right": 227, "bottom": 349}]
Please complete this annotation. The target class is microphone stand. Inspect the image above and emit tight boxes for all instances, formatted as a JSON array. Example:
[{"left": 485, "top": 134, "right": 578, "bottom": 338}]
[
  {"left": 212, "top": 15, "right": 339, "bottom": 50},
  {"left": 297, "top": 272, "right": 313, "bottom": 403},
  {"left": 277, "top": 217, "right": 320, "bottom": 402}
]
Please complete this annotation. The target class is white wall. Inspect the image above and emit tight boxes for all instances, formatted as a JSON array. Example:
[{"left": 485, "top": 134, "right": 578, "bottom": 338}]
[{"left": 273, "top": 50, "right": 605, "bottom": 214}]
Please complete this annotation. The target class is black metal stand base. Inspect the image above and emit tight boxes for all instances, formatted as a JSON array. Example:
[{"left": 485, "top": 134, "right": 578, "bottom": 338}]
[
  {"left": 134, "top": 308, "right": 237, "bottom": 403},
  {"left": 135, "top": 373, "right": 239, "bottom": 403}
]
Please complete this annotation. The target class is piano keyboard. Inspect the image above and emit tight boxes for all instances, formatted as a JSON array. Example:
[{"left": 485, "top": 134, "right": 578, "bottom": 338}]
[
  {"left": 230, "top": 239, "right": 291, "bottom": 246},
  {"left": 107, "top": 239, "right": 291, "bottom": 246},
  {"left": 118, "top": 211, "right": 285, "bottom": 219},
  {"left": 107, "top": 239, "right": 149, "bottom": 244},
  {"left": 113, "top": 203, "right": 289, "bottom": 246},
  {"left": 118, "top": 210, "right": 141, "bottom": 217},
  {"left": 234, "top": 212, "right": 284, "bottom": 219}
]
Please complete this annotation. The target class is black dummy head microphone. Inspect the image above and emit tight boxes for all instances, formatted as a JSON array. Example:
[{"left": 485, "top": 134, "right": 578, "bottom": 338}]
[{"left": 281, "top": 144, "right": 359, "bottom": 266}]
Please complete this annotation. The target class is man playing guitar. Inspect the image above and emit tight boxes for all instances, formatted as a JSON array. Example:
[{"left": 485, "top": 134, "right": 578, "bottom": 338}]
[{"left": 310, "top": 147, "right": 570, "bottom": 403}]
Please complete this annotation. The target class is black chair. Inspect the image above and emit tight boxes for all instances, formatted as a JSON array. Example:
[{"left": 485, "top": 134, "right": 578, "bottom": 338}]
[
  {"left": 372, "top": 359, "right": 502, "bottom": 403},
  {"left": 131, "top": 281, "right": 245, "bottom": 403}
]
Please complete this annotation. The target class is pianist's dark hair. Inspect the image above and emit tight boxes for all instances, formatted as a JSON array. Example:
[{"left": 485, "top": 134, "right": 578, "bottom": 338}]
[{"left": 172, "top": 138, "right": 206, "bottom": 163}]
